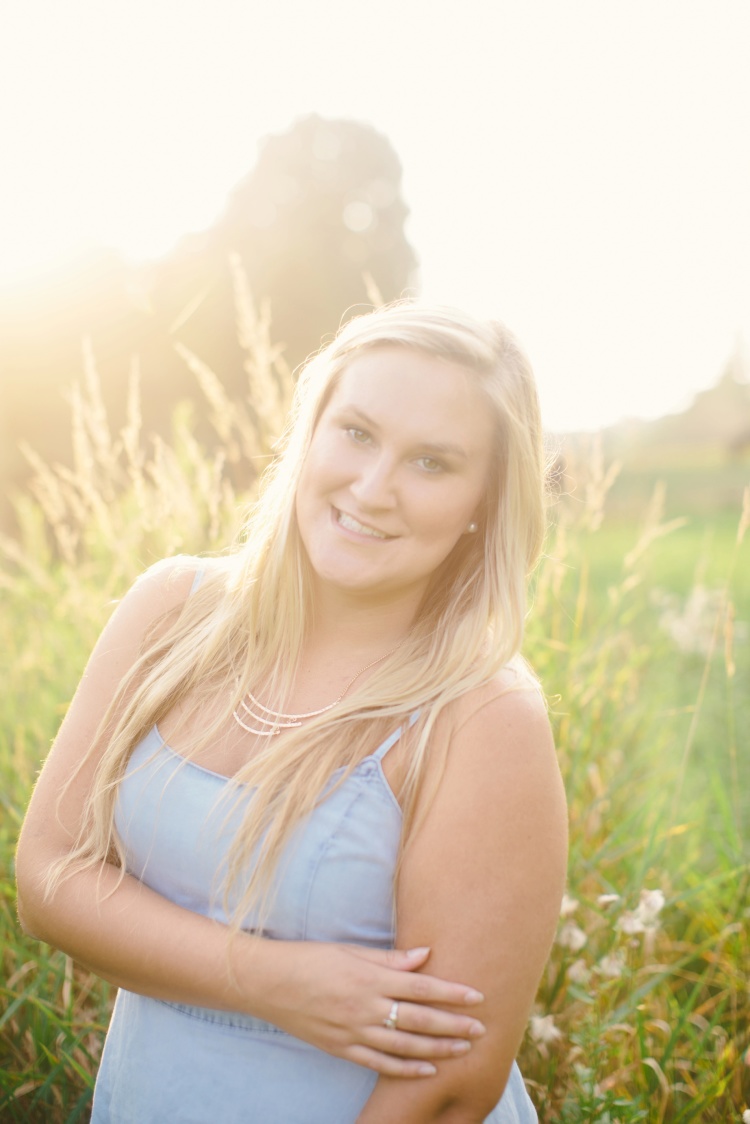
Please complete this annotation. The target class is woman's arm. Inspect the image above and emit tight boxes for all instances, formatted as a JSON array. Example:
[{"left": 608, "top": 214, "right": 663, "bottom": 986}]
[
  {"left": 15, "top": 561, "right": 486, "bottom": 1077},
  {"left": 356, "top": 683, "right": 568, "bottom": 1122}
]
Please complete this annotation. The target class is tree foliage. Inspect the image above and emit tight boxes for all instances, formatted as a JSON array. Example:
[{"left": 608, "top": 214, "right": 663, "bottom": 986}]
[{"left": 0, "top": 115, "right": 417, "bottom": 529}]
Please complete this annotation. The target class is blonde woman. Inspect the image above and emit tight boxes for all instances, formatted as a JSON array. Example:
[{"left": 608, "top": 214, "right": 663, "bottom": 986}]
[{"left": 16, "top": 304, "right": 567, "bottom": 1123}]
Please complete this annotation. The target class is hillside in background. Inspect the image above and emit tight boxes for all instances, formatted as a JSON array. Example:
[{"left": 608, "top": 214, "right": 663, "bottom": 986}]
[{"left": 561, "top": 353, "right": 750, "bottom": 518}]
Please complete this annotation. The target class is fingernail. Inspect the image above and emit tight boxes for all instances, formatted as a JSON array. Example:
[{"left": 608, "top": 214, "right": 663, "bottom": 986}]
[
  {"left": 406, "top": 946, "right": 430, "bottom": 958},
  {"left": 417, "top": 1063, "right": 437, "bottom": 1076},
  {"left": 464, "top": 988, "right": 484, "bottom": 1003},
  {"left": 469, "top": 1021, "right": 486, "bottom": 1037},
  {"left": 451, "top": 1040, "right": 471, "bottom": 1055}
]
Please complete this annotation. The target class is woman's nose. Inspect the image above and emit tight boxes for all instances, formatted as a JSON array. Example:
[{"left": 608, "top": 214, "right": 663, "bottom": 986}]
[{"left": 349, "top": 454, "right": 397, "bottom": 509}]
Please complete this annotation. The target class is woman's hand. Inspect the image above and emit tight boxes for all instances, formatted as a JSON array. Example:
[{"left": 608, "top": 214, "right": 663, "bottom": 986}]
[{"left": 254, "top": 940, "right": 486, "bottom": 1077}]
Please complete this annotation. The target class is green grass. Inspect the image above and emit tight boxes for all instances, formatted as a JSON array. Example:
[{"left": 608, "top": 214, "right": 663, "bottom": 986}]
[
  {"left": 581, "top": 511, "right": 749, "bottom": 846},
  {"left": 520, "top": 482, "right": 750, "bottom": 1120},
  {"left": 1, "top": 313, "right": 748, "bottom": 1120}
]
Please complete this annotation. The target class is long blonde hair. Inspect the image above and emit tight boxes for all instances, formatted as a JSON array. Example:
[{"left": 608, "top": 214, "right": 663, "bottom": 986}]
[{"left": 52, "top": 302, "right": 547, "bottom": 928}]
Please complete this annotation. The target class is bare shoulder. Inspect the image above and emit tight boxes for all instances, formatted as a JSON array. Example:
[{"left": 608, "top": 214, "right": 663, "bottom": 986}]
[
  {"left": 444, "top": 661, "right": 555, "bottom": 775},
  {"left": 53, "top": 553, "right": 217, "bottom": 742},
  {"left": 113, "top": 554, "right": 220, "bottom": 638},
  {"left": 16, "top": 555, "right": 213, "bottom": 853},
  {"left": 129, "top": 553, "right": 211, "bottom": 607},
  {"left": 422, "top": 662, "right": 567, "bottom": 871}
]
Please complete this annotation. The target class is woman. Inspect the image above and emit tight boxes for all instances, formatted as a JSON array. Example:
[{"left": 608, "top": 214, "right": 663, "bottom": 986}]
[{"left": 16, "top": 303, "right": 567, "bottom": 1123}]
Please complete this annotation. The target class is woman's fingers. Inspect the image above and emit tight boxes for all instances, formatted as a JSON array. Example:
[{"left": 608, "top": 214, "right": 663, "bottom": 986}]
[
  {"left": 347, "top": 944, "right": 485, "bottom": 1007},
  {"left": 346, "top": 1044, "right": 438, "bottom": 1079},
  {"left": 372, "top": 1025, "right": 475, "bottom": 1060},
  {"left": 347, "top": 1016, "right": 482, "bottom": 1076},
  {"left": 346, "top": 944, "right": 431, "bottom": 970},
  {"left": 379, "top": 1000, "right": 486, "bottom": 1042},
  {"left": 392, "top": 967, "right": 484, "bottom": 1008}
]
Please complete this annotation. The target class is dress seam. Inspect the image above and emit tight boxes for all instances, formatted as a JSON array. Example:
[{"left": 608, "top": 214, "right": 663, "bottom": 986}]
[
  {"left": 157, "top": 998, "right": 290, "bottom": 1035},
  {"left": 300, "top": 785, "right": 370, "bottom": 938}
]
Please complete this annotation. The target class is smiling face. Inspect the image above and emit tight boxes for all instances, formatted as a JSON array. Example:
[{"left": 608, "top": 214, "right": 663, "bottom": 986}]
[{"left": 294, "top": 346, "right": 497, "bottom": 614}]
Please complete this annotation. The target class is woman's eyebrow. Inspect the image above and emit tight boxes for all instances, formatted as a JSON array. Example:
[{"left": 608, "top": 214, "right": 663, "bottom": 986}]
[
  {"left": 333, "top": 405, "right": 380, "bottom": 430},
  {"left": 335, "top": 405, "right": 469, "bottom": 461},
  {"left": 419, "top": 442, "right": 469, "bottom": 461}
]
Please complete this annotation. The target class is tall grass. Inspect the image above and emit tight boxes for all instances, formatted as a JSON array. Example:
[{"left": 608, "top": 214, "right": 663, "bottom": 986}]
[
  {"left": 1, "top": 282, "right": 748, "bottom": 1121},
  {"left": 521, "top": 448, "right": 749, "bottom": 1121}
]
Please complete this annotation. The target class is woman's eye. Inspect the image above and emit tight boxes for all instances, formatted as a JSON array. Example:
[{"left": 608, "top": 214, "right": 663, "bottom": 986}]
[
  {"left": 415, "top": 456, "right": 445, "bottom": 474},
  {"left": 345, "top": 427, "right": 370, "bottom": 444}
]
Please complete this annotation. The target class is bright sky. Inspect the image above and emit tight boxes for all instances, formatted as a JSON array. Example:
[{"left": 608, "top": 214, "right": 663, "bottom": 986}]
[{"left": 1, "top": 0, "right": 749, "bottom": 431}]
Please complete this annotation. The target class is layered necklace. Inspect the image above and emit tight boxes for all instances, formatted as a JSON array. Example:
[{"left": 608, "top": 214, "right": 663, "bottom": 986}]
[{"left": 232, "top": 644, "right": 402, "bottom": 737}]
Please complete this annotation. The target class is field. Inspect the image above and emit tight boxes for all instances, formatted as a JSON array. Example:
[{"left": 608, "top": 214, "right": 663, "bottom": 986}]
[{"left": 0, "top": 327, "right": 748, "bottom": 1121}]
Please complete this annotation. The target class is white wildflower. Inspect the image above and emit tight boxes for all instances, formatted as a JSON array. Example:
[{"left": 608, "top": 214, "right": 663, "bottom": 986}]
[
  {"left": 652, "top": 585, "right": 730, "bottom": 656},
  {"left": 742, "top": 1110, "right": 750, "bottom": 1124},
  {"left": 616, "top": 888, "right": 665, "bottom": 936},
  {"left": 529, "top": 1015, "right": 562, "bottom": 1057},
  {"left": 597, "top": 951, "right": 625, "bottom": 978},
  {"left": 566, "top": 958, "right": 591, "bottom": 985},
  {"left": 616, "top": 911, "right": 645, "bottom": 935},
  {"left": 597, "top": 893, "right": 620, "bottom": 907},
  {"left": 560, "top": 893, "right": 579, "bottom": 917},
  {"left": 557, "top": 921, "right": 588, "bottom": 951},
  {"left": 638, "top": 888, "right": 665, "bottom": 924}
]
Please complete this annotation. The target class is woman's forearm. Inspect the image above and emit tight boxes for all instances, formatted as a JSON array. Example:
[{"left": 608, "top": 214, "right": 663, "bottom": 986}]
[
  {"left": 356, "top": 1056, "right": 510, "bottom": 1124},
  {"left": 16, "top": 844, "right": 281, "bottom": 1017},
  {"left": 356, "top": 1080, "right": 496, "bottom": 1124}
]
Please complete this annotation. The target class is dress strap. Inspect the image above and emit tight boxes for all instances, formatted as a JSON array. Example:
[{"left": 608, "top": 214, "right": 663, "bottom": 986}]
[
  {"left": 371, "top": 711, "right": 420, "bottom": 761},
  {"left": 189, "top": 566, "right": 206, "bottom": 596}
]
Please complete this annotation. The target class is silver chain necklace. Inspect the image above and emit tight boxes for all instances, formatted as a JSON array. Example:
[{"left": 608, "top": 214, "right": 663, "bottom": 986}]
[{"left": 232, "top": 645, "right": 401, "bottom": 737}]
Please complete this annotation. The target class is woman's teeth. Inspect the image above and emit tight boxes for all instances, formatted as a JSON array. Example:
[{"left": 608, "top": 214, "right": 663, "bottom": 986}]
[{"left": 337, "top": 511, "right": 389, "bottom": 539}]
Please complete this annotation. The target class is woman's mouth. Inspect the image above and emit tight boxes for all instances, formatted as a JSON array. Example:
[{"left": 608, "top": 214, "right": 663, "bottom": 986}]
[{"left": 335, "top": 509, "right": 393, "bottom": 540}]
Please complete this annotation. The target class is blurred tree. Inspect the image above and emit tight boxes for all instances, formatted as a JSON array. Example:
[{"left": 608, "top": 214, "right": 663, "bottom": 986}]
[
  {"left": 0, "top": 114, "right": 418, "bottom": 530},
  {"left": 148, "top": 114, "right": 417, "bottom": 378},
  {"left": 217, "top": 113, "right": 417, "bottom": 364}
]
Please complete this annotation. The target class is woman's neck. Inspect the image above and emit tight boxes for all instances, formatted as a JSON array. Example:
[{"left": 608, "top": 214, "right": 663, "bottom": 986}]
[
  {"left": 306, "top": 607, "right": 415, "bottom": 659},
  {"left": 306, "top": 582, "right": 423, "bottom": 654}
]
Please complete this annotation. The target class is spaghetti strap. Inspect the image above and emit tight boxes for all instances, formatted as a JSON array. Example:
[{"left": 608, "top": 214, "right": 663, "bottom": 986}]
[
  {"left": 372, "top": 711, "right": 420, "bottom": 761},
  {"left": 189, "top": 566, "right": 206, "bottom": 596}
]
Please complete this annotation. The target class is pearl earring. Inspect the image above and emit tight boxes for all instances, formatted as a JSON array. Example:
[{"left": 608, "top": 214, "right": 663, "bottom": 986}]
[{"left": 467, "top": 522, "right": 479, "bottom": 533}]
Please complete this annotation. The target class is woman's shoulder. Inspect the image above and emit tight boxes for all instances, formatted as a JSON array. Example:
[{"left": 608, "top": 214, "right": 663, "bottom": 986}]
[
  {"left": 416, "top": 661, "right": 554, "bottom": 796},
  {"left": 434, "top": 662, "right": 563, "bottom": 820},
  {"left": 448, "top": 658, "right": 547, "bottom": 738},
  {"left": 130, "top": 554, "right": 226, "bottom": 603},
  {"left": 112, "top": 555, "right": 228, "bottom": 642}
]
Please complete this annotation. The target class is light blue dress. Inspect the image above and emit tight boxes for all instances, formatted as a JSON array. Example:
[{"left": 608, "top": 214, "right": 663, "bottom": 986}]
[{"left": 91, "top": 725, "right": 538, "bottom": 1123}]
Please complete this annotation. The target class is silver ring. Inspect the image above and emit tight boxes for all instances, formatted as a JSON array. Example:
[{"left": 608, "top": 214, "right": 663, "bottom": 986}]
[{"left": 383, "top": 1000, "right": 399, "bottom": 1030}]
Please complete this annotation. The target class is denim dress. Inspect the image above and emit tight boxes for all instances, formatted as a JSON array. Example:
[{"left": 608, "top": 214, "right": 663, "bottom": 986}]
[{"left": 91, "top": 720, "right": 538, "bottom": 1123}]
